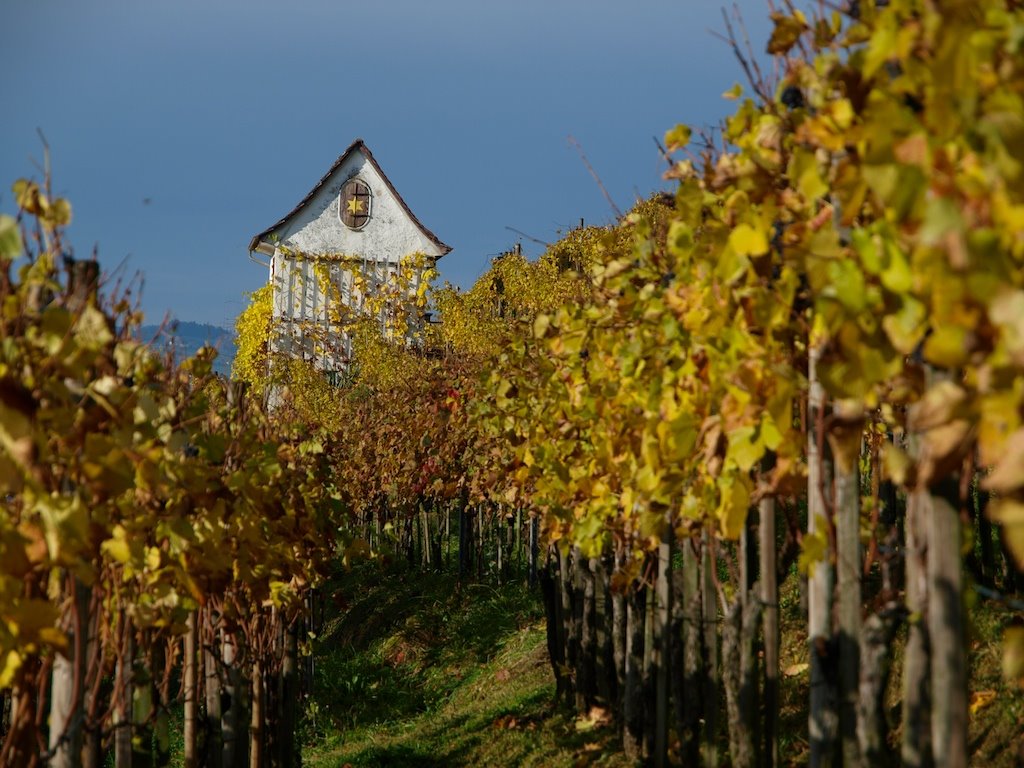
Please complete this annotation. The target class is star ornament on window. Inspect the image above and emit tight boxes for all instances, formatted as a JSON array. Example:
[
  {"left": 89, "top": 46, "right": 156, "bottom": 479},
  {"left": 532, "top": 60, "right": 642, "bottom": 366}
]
[{"left": 346, "top": 197, "right": 364, "bottom": 215}]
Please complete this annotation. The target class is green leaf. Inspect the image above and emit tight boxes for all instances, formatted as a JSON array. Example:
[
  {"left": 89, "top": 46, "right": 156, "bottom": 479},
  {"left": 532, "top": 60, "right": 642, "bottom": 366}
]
[
  {"left": 798, "top": 520, "right": 828, "bottom": 577},
  {"left": 533, "top": 314, "right": 551, "bottom": 339},
  {"left": 728, "top": 425, "right": 762, "bottom": 472},
  {"left": 881, "top": 295, "right": 926, "bottom": 354},
  {"left": 920, "top": 197, "right": 965, "bottom": 246},
  {"left": 74, "top": 305, "right": 114, "bottom": 349},
  {"left": 863, "top": 17, "right": 897, "bottom": 79},
  {"left": 47, "top": 198, "right": 72, "bottom": 227},
  {"left": 0, "top": 215, "right": 21, "bottom": 261},
  {"left": 923, "top": 324, "right": 968, "bottom": 368},
  {"left": 12, "top": 179, "right": 41, "bottom": 215},
  {"left": 723, "top": 83, "right": 743, "bottom": 100},
  {"left": 664, "top": 124, "right": 692, "bottom": 151},
  {"left": 667, "top": 221, "right": 694, "bottom": 260},
  {"left": 761, "top": 413, "right": 783, "bottom": 451},
  {"left": 827, "top": 259, "right": 866, "bottom": 312},
  {"left": 101, "top": 525, "right": 133, "bottom": 565},
  {"left": 788, "top": 149, "right": 828, "bottom": 201},
  {"left": 728, "top": 223, "right": 769, "bottom": 257},
  {"left": 880, "top": 241, "right": 913, "bottom": 294}
]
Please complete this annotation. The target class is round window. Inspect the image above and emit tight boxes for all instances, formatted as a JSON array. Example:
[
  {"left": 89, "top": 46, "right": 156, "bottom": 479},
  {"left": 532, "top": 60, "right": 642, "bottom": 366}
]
[{"left": 340, "top": 178, "right": 371, "bottom": 229}]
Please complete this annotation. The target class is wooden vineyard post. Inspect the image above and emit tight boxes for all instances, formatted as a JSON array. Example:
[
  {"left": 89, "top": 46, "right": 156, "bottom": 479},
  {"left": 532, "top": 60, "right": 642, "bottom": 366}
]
[
  {"left": 808, "top": 345, "right": 837, "bottom": 768},
  {"left": 926, "top": 481, "right": 967, "bottom": 768},
  {"left": 653, "top": 527, "right": 672, "bottom": 768},
  {"left": 593, "top": 557, "right": 615, "bottom": 708},
  {"left": 497, "top": 520, "right": 504, "bottom": 586},
  {"left": 700, "top": 530, "right": 719, "bottom": 768},
  {"left": 642, "top": 579, "right": 655, "bottom": 759},
  {"left": 132, "top": 633, "right": 155, "bottom": 768},
  {"left": 760, "top": 453, "right": 779, "bottom": 768},
  {"left": 611, "top": 548, "right": 627, "bottom": 720},
  {"left": 579, "top": 557, "right": 598, "bottom": 710},
  {"left": 114, "top": 621, "right": 133, "bottom": 768},
  {"left": 831, "top": 402, "right": 863, "bottom": 768},
  {"left": 275, "top": 618, "right": 299, "bottom": 768},
  {"left": 204, "top": 610, "right": 224, "bottom": 768},
  {"left": 458, "top": 503, "right": 474, "bottom": 580},
  {"left": 623, "top": 576, "right": 646, "bottom": 761},
  {"left": 902, "top": 488, "right": 931, "bottom": 768},
  {"left": 540, "top": 549, "right": 570, "bottom": 703},
  {"left": 223, "top": 631, "right": 252, "bottom": 768},
  {"left": 82, "top": 593, "right": 103, "bottom": 768},
  {"left": 680, "top": 536, "right": 702, "bottom": 766},
  {"left": 559, "top": 548, "right": 578, "bottom": 705},
  {"left": 250, "top": 658, "right": 263, "bottom": 768},
  {"left": 48, "top": 576, "right": 87, "bottom": 768},
  {"left": 154, "top": 640, "right": 171, "bottom": 768},
  {"left": 528, "top": 517, "right": 539, "bottom": 589},
  {"left": 183, "top": 612, "right": 198, "bottom": 768}
]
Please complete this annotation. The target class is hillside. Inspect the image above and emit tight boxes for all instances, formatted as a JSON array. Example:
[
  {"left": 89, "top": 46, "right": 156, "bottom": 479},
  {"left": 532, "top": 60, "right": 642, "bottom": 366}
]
[{"left": 139, "top": 320, "right": 236, "bottom": 377}]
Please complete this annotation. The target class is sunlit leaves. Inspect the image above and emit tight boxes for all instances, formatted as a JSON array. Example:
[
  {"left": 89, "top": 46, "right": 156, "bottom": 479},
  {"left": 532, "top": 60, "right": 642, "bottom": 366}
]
[
  {"left": 233, "top": 284, "right": 273, "bottom": 396},
  {"left": 767, "top": 10, "right": 809, "bottom": 56},
  {"left": 472, "top": 0, "right": 1024, "bottom": 576},
  {"left": 664, "top": 124, "right": 692, "bottom": 151},
  {"left": 728, "top": 224, "right": 769, "bottom": 257},
  {"left": 12, "top": 179, "right": 71, "bottom": 228},
  {"left": 0, "top": 179, "right": 341, "bottom": 699},
  {"left": 0, "top": 216, "right": 20, "bottom": 262}
]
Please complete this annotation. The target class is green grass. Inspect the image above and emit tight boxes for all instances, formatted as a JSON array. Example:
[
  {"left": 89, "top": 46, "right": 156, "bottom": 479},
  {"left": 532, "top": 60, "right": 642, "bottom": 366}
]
[
  {"left": 302, "top": 560, "right": 1024, "bottom": 767},
  {"left": 302, "top": 562, "right": 634, "bottom": 768}
]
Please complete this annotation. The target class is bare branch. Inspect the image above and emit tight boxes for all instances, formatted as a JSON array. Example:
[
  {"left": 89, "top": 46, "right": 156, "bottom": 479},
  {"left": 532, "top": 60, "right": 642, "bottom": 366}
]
[
  {"left": 504, "top": 226, "right": 550, "bottom": 248},
  {"left": 714, "top": 8, "right": 773, "bottom": 105},
  {"left": 733, "top": 4, "right": 772, "bottom": 98},
  {"left": 652, "top": 135, "right": 673, "bottom": 169},
  {"left": 567, "top": 135, "right": 622, "bottom": 219}
]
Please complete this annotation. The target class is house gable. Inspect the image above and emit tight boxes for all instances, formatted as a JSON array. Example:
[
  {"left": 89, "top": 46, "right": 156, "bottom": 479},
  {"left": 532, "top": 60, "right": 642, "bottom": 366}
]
[{"left": 248, "top": 139, "right": 451, "bottom": 262}]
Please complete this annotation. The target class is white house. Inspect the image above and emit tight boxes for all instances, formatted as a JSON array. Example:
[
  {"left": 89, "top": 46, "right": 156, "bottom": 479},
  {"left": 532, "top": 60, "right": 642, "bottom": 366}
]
[{"left": 248, "top": 139, "right": 451, "bottom": 373}]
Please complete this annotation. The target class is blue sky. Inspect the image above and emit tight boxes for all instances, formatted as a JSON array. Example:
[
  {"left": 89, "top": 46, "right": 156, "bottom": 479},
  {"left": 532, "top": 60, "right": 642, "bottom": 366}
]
[{"left": 1, "top": 0, "right": 773, "bottom": 327}]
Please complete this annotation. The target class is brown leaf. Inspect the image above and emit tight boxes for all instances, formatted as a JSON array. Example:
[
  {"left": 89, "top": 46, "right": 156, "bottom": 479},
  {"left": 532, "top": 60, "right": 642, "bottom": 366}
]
[
  {"left": 916, "top": 420, "right": 974, "bottom": 488},
  {"left": 767, "top": 11, "right": 809, "bottom": 55},
  {"left": 784, "top": 662, "right": 809, "bottom": 677},
  {"left": 893, "top": 134, "right": 928, "bottom": 167},
  {"left": 907, "top": 380, "right": 968, "bottom": 433},
  {"left": 826, "top": 402, "right": 865, "bottom": 475},
  {"left": 982, "top": 428, "right": 1024, "bottom": 494}
]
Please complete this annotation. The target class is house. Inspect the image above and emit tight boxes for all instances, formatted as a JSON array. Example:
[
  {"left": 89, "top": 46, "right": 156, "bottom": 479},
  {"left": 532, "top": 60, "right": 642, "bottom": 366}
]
[{"left": 248, "top": 139, "right": 451, "bottom": 374}]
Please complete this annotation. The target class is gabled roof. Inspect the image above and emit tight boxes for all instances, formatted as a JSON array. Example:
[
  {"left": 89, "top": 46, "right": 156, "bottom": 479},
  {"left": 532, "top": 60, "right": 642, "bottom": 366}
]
[{"left": 247, "top": 138, "right": 452, "bottom": 257}]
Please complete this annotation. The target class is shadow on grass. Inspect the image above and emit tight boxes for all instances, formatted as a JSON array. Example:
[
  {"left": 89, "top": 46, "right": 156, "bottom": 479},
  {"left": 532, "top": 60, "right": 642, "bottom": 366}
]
[
  {"left": 335, "top": 742, "right": 470, "bottom": 768},
  {"left": 309, "top": 561, "right": 545, "bottom": 734},
  {"left": 304, "top": 560, "right": 636, "bottom": 767}
]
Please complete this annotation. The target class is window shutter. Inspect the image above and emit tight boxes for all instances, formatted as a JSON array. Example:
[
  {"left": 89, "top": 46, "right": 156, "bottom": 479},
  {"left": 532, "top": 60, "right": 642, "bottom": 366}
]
[{"left": 341, "top": 179, "right": 371, "bottom": 229}]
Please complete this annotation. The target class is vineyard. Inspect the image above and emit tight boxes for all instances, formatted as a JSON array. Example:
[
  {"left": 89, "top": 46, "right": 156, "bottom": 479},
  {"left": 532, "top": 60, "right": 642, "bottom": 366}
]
[{"left": 3, "top": 0, "right": 1024, "bottom": 766}]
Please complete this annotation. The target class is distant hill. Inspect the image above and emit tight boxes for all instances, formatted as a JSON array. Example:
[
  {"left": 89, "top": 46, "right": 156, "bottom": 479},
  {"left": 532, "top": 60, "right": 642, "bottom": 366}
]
[{"left": 138, "top": 320, "right": 236, "bottom": 377}]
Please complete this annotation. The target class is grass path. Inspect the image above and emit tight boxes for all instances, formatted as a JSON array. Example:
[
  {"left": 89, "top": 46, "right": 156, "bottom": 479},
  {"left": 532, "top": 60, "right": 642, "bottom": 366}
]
[{"left": 302, "top": 563, "right": 633, "bottom": 767}]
